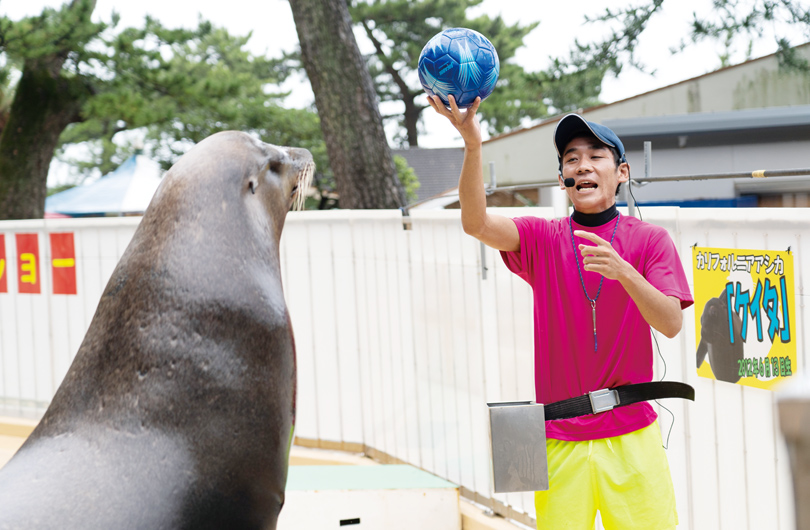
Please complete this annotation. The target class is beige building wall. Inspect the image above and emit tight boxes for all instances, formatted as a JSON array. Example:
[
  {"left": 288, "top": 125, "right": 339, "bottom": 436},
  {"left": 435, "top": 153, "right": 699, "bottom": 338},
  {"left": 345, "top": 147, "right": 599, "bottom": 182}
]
[{"left": 482, "top": 44, "right": 810, "bottom": 188}]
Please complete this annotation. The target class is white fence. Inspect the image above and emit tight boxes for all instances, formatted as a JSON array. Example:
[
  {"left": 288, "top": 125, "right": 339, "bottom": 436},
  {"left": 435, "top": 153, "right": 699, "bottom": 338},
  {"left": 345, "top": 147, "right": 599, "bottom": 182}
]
[{"left": 0, "top": 208, "right": 807, "bottom": 529}]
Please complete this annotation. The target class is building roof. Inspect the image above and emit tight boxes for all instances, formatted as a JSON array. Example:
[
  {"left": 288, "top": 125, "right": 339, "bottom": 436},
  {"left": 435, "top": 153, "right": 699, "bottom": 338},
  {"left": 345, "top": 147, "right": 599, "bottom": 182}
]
[
  {"left": 392, "top": 147, "right": 464, "bottom": 203},
  {"left": 479, "top": 42, "right": 810, "bottom": 188},
  {"left": 603, "top": 105, "right": 810, "bottom": 149},
  {"left": 484, "top": 42, "right": 810, "bottom": 147}
]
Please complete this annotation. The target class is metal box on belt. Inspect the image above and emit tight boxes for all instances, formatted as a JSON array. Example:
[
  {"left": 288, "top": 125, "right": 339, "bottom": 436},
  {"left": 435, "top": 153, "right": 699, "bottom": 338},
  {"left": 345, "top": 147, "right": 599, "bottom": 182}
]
[{"left": 487, "top": 401, "right": 549, "bottom": 493}]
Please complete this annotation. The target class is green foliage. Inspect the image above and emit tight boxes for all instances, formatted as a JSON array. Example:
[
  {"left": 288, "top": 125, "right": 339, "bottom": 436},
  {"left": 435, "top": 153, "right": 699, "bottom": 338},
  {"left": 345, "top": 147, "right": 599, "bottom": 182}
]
[
  {"left": 462, "top": 14, "right": 548, "bottom": 133},
  {"left": 578, "top": 0, "right": 665, "bottom": 76},
  {"left": 0, "top": 64, "right": 16, "bottom": 127},
  {"left": 0, "top": 0, "right": 104, "bottom": 62},
  {"left": 528, "top": 58, "right": 606, "bottom": 115},
  {"left": 303, "top": 154, "right": 418, "bottom": 209},
  {"left": 58, "top": 16, "right": 325, "bottom": 177},
  {"left": 393, "top": 154, "right": 420, "bottom": 203},
  {"left": 0, "top": 2, "right": 328, "bottom": 190},
  {"left": 47, "top": 183, "right": 76, "bottom": 196},
  {"left": 572, "top": 0, "right": 810, "bottom": 77},
  {"left": 0, "top": 0, "right": 103, "bottom": 136},
  {"left": 776, "top": 37, "right": 810, "bottom": 69},
  {"left": 349, "top": 0, "right": 574, "bottom": 145},
  {"left": 348, "top": 0, "right": 615, "bottom": 146}
]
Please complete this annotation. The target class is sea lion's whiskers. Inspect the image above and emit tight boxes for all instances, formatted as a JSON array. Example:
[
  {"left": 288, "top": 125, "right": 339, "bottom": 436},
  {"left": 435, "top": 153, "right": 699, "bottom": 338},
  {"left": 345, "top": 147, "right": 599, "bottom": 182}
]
[{"left": 293, "top": 161, "right": 315, "bottom": 211}]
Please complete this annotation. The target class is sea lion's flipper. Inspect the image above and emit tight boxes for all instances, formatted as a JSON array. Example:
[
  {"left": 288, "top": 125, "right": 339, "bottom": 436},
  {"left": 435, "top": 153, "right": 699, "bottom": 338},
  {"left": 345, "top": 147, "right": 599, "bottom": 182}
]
[{"left": 696, "top": 338, "right": 708, "bottom": 368}]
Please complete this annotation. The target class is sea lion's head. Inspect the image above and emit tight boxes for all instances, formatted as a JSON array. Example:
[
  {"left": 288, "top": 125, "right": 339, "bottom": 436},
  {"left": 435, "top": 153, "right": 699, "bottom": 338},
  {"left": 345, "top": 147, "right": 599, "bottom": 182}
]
[{"left": 147, "top": 131, "right": 314, "bottom": 246}]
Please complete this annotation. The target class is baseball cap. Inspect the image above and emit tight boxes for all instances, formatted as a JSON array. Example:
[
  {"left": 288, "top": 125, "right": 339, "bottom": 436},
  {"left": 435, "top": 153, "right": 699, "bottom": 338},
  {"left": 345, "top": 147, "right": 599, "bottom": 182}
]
[{"left": 553, "top": 114, "right": 627, "bottom": 168}]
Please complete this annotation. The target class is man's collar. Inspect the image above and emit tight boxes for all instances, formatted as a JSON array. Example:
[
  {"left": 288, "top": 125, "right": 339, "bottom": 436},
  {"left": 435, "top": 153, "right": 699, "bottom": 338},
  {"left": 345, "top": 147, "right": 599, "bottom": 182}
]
[{"left": 571, "top": 204, "right": 619, "bottom": 227}]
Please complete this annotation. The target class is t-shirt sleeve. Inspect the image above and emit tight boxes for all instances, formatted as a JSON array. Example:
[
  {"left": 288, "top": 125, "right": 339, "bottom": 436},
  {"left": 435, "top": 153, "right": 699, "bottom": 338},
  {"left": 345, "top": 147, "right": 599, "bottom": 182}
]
[
  {"left": 643, "top": 227, "right": 694, "bottom": 309},
  {"left": 499, "top": 216, "right": 546, "bottom": 284}
]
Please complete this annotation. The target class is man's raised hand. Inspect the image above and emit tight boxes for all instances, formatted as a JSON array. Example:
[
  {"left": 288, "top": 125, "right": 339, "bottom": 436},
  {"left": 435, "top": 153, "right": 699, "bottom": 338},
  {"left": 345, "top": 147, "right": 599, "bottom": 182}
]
[{"left": 426, "top": 94, "right": 482, "bottom": 148}]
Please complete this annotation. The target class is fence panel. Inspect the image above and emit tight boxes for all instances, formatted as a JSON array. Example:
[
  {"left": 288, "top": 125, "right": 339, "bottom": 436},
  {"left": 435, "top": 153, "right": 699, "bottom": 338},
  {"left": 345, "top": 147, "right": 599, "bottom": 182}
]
[
  {"left": 0, "top": 207, "right": 806, "bottom": 530},
  {"left": 0, "top": 218, "right": 140, "bottom": 414},
  {"left": 678, "top": 208, "right": 807, "bottom": 530}
]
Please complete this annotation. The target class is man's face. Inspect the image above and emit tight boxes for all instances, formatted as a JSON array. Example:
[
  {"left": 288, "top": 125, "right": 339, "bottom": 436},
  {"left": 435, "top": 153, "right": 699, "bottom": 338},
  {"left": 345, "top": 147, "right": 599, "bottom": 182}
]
[{"left": 558, "top": 136, "right": 629, "bottom": 214}]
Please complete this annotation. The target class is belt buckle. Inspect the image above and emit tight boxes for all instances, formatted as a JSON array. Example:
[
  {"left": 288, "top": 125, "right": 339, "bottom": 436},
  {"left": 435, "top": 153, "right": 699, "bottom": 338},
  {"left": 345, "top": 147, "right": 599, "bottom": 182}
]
[{"left": 588, "top": 388, "right": 620, "bottom": 414}]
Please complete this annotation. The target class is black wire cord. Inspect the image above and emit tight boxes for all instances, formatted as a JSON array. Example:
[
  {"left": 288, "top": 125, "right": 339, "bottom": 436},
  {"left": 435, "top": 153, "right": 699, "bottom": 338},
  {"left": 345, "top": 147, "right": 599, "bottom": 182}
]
[
  {"left": 651, "top": 330, "right": 675, "bottom": 449},
  {"left": 627, "top": 175, "right": 643, "bottom": 222},
  {"left": 632, "top": 176, "right": 677, "bottom": 449}
]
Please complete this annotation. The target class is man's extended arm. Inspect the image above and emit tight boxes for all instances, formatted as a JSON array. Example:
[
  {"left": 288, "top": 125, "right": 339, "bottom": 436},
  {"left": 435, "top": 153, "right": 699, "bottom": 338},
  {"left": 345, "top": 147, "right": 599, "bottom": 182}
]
[{"left": 427, "top": 95, "right": 519, "bottom": 252}]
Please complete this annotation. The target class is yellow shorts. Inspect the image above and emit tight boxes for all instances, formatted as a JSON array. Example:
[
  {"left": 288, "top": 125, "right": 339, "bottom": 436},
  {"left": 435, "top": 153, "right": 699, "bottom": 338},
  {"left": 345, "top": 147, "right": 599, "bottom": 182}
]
[{"left": 534, "top": 421, "right": 677, "bottom": 530}]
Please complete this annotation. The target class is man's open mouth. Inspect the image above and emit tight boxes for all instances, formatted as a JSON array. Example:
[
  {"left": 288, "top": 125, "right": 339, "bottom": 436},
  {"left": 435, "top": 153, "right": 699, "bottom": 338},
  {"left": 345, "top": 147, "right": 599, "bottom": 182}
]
[{"left": 576, "top": 180, "right": 598, "bottom": 191}]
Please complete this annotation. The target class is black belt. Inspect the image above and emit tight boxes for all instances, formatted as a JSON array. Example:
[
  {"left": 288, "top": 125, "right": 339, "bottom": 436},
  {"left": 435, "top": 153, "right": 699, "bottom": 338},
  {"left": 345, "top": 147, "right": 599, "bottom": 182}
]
[{"left": 543, "top": 382, "right": 695, "bottom": 421}]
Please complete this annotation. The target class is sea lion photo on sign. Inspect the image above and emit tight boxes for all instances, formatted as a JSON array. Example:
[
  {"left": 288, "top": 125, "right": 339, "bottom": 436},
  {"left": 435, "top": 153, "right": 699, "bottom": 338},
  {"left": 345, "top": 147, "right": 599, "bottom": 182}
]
[
  {"left": 0, "top": 131, "right": 313, "bottom": 530},
  {"left": 696, "top": 289, "right": 745, "bottom": 383}
]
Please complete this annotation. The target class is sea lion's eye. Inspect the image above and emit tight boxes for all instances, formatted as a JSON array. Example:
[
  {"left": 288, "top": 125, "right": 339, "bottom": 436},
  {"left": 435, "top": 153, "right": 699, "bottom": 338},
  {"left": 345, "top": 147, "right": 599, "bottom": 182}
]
[{"left": 267, "top": 159, "right": 283, "bottom": 175}]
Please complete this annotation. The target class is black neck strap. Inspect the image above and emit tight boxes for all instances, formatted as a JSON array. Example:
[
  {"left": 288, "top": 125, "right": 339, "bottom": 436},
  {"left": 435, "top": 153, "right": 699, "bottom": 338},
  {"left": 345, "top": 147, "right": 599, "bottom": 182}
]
[{"left": 571, "top": 204, "right": 619, "bottom": 227}]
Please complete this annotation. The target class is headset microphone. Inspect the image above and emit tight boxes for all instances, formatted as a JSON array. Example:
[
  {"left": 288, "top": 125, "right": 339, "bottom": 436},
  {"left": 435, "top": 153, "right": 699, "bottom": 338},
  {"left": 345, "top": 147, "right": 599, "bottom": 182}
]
[{"left": 563, "top": 178, "right": 575, "bottom": 188}]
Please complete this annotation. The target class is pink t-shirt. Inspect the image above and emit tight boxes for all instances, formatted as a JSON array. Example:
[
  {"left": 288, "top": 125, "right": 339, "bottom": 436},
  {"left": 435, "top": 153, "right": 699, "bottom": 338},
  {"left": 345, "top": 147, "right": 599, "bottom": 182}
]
[{"left": 500, "top": 214, "right": 693, "bottom": 441}]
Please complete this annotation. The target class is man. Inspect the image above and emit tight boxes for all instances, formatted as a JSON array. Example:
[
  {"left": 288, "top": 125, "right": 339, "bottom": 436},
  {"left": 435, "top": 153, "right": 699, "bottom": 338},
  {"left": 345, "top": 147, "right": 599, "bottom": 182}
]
[{"left": 428, "top": 94, "right": 693, "bottom": 530}]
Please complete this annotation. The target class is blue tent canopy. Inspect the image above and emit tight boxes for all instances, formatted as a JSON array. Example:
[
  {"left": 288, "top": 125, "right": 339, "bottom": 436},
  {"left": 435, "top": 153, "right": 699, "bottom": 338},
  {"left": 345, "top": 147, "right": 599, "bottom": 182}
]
[{"left": 46, "top": 154, "right": 164, "bottom": 217}]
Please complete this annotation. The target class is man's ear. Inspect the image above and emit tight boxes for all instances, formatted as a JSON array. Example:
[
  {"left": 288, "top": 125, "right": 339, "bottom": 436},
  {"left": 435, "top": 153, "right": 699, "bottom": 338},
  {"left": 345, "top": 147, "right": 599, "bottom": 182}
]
[
  {"left": 618, "top": 162, "right": 630, "bottom": 183},
  {"left": 558, "top": 172, "right": 566, "bottom": 190}
]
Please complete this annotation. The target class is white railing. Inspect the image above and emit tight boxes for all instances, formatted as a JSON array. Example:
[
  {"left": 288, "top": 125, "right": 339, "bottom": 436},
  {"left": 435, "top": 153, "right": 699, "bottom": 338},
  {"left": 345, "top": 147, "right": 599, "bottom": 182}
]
[
  {"left": 0, "top": 207, "right": 807, "bottom": 529},
  {"left": 0, "top": 217, "right": 142, "bottom": 415}
]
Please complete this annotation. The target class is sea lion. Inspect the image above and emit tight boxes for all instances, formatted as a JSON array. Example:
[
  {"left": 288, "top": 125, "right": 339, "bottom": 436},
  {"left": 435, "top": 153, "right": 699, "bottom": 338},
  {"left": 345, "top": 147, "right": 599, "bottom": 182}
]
[
  {"left": 0, "top": 131, "right": 313, "bottom": 530},
  {"left": 696, "top": 289, "right": 744, "bottom": 383}
]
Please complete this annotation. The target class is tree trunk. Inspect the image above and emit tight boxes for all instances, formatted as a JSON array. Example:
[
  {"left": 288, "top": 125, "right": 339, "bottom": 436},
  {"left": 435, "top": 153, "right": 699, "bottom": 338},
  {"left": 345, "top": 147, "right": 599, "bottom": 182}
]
[
  {"left": 403, "top": 92, "right": 423, "bottom": 147},
  {"left": 289, "top": 0, "right": 404, "bottom": 209},
  {"left": 0, "top": 58, "right": 89, "bottom": 220},
  {"left": 0, "top": 0, "right": 96, "bottom": 220}
]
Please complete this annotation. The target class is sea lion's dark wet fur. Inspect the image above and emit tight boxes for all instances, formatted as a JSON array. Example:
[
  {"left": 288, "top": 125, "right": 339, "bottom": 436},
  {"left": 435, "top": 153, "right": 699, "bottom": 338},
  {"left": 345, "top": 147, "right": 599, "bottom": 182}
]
[{"left": 0, "top": 131, "right": 313, "bottom": 530}]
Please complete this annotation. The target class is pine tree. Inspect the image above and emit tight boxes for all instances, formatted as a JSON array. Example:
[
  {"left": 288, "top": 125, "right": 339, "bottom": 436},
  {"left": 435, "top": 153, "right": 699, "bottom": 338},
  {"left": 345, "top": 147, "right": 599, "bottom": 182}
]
[
  {"left": 0, "top": 0, "right": 101, "bottom": 219},
  {"left": 350, "top": 0, "right": 549, "bottom": 146},
  {"left": 556, "top": 0, "right": 810, "bottom": 79},
  {"left": 0, "top": 0, "right": 324, "bottom": 219},
  {"left": 289, "top": 0, "right": 404, "bottom": 209}
]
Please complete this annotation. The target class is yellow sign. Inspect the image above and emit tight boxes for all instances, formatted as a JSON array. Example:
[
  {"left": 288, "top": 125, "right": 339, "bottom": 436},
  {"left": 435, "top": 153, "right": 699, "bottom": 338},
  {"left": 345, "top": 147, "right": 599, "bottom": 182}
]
[{"left": 693, "top": 247, "right": 796, "bottom": 390}]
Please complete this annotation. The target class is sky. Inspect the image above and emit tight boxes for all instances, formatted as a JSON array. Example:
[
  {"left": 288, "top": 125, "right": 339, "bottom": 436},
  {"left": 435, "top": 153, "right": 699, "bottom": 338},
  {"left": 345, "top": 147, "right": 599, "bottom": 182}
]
[{"left": 5, "top": 0, "right": 808, "bottom": 182}]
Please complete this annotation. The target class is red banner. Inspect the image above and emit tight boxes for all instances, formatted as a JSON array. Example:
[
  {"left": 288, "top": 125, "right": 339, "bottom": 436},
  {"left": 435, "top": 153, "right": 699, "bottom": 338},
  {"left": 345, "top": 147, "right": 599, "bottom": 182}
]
[
  {"left": 0, "top": 234, "right": 6, "bottom": 293},
  {"left": 50, "top": 233, "right": 77, "bottom": 295},
  {"left": 16, "top": 233, "right": 40, "bottom": 294}
]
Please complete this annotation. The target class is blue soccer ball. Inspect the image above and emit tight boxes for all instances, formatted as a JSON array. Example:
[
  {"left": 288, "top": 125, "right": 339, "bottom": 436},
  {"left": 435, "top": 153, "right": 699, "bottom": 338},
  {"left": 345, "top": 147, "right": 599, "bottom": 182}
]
[{"left": 418, "top": 27, "right": 500, "bottom": 109}]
